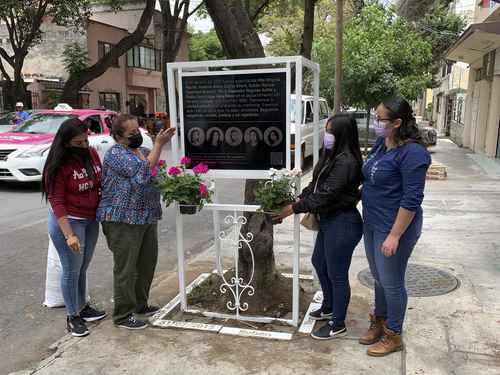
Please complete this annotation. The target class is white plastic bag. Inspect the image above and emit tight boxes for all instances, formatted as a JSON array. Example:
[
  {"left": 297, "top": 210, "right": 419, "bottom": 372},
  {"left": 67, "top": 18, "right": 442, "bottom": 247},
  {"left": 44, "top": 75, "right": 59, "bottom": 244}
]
[{"left": 43, "top": 236, "right": 90, "bottom": 308}]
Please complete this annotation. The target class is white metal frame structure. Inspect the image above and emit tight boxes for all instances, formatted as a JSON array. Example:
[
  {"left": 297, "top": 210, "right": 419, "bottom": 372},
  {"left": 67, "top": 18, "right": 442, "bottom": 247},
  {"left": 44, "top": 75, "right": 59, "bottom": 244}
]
[{"left": 165, "top": 56, "right": 320, "bottom": 328}]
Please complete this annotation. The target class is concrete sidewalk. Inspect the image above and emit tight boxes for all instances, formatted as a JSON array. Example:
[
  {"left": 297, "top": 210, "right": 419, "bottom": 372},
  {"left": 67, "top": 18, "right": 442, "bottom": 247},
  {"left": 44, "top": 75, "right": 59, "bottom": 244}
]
[{"left": 10, "top": 140, "right": 500, "bottom": 375}]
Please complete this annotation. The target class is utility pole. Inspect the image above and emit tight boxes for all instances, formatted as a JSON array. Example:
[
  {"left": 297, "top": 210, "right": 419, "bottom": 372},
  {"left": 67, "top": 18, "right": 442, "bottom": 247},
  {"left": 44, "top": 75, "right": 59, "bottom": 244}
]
[{"left": 334, "top": 0, "right": 343, "bottom": 114}]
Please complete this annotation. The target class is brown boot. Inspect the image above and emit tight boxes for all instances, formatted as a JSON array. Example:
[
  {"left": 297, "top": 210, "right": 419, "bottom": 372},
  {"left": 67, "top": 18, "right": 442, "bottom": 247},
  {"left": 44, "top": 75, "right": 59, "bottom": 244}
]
[
  {"left": 367, "top": 325, "right": 403, "bottom": 357},
  {"left": 358, "top": 314, "right": 385, "bottom": 345}
]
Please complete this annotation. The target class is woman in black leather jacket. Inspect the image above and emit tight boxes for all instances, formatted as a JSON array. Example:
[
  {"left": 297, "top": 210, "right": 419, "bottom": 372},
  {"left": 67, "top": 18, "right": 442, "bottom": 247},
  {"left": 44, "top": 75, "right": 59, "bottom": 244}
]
[{"left": 276, "top": 113, "right": 363, "bottom": 340}]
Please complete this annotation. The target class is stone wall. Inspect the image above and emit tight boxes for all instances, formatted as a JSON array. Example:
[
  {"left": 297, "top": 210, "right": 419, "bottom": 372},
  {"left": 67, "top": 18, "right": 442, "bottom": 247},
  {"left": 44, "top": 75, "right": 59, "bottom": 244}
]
[{"left": 0, "top": 22, "right": 86, "bottom": 80}]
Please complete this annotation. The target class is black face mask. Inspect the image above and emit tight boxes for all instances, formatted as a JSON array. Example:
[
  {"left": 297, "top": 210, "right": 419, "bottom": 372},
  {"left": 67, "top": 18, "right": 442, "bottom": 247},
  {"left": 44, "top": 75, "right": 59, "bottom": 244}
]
[
  {"left": 128, "top": 132, "right": 143, "bottom": 149},
  {"left": 68, "top": 146, "right": 90, "bottom": 158}
]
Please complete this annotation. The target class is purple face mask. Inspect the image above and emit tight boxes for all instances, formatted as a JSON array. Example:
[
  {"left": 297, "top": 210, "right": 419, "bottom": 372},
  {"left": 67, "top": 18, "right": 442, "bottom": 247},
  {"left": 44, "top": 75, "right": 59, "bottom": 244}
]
[
  {"left": 374, "top": 119, "right": 391, "bottom": 138},
  {"left": 323, "top": 133, "right": 335, "bottom": 149}
]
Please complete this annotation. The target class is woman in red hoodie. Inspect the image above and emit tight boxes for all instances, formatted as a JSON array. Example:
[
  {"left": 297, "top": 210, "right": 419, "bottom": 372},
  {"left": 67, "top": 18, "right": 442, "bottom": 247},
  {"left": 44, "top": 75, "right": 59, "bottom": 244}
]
[{"left": 42, "top": 118, "right": 106, "bottom": 337}]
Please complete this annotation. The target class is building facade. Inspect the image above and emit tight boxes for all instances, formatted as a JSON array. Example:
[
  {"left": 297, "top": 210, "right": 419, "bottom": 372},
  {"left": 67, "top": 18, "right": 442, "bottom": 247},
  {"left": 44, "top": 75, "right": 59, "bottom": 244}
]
[
  {"left": 448, "top": 1, "right": 500, "bottom": 159},
  {"left": 431, "top": 0, "right": 475, "bottom": 144},
  {"left": 0, "top": 1, "right": 188, "bottom": 114}
]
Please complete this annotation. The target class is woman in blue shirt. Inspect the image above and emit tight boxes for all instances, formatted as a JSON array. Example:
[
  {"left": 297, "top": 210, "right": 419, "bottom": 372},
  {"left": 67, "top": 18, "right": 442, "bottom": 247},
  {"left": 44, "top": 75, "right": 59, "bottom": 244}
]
[
  {"left": 360, "top": 98, "right": 431, "bottom": 357},
  {"left": 97, "top": 114, "right": 175, "bottom": 330}
]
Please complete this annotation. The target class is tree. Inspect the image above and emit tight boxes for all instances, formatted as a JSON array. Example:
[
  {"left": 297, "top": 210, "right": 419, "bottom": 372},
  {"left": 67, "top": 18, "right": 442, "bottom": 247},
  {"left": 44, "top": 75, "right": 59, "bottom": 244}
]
[
  {"left": 204, "top": 0, "right": 280, "bottom": 291},
  {"left": 301, "top": 0, "right": 317, "bottom": 59},
  {"left": 60, "top": 0, "right": 156, "bottom": 105},
  {"left": 159, "top": 0, "right": 203, "bottom": 116},
  {"left": 415, "top": 1, "right": 466, "bottom": 75},
  {"left": 0, "top": 0, "right": 93, "bottom": 109},
  {"left": 334, "top": 0, "right": 344, "bottom": 114},
  {"left": 340, "top": 4, "right": 432, "bottom": 148},
  {"left": 62, "top": 42, "right": 89, "bottom": 78},
  {"left": 188, "top": 30, "right": 225, "bottom": 61}
]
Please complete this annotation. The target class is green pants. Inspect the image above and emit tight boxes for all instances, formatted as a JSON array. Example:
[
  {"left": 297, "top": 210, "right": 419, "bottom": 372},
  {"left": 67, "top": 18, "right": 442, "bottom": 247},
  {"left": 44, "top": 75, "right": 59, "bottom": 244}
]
[{"left": 102, "top": 221, "right": 158, "bottom": 323}]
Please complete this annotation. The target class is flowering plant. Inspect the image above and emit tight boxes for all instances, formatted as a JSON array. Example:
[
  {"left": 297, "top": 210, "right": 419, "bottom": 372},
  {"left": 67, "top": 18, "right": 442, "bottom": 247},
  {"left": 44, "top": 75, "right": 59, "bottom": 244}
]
[
  {"left": 154, "top": 157, "right": 213, "bottom": 213},
  {"left": 255, "top": 168, "right": 302, "bottom": 213}
]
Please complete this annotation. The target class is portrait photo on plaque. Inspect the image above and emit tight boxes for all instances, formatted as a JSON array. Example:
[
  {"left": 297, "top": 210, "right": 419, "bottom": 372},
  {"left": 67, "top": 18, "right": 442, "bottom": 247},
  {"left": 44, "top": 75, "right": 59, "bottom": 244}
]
[{"left": 181, "top": 72, "right": 287, "bottom": 171}]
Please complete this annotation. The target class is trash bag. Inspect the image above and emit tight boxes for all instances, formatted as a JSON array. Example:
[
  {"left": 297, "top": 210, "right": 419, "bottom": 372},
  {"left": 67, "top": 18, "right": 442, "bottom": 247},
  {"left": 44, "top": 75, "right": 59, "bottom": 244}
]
[{"left": 43, "top": 236, "right": 90, "bottom": 308}]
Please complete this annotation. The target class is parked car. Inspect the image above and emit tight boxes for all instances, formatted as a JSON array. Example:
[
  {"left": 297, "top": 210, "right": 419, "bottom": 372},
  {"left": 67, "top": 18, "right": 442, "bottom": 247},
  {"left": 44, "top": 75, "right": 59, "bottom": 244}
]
[
  {"left": 0, "top": 109, "right": 153, "bottom": 182},
  {"left": 290, "top": 95, "right": 330, "bottom": 167},
  {"left": 345, "top": 109, "right": 437, "bottom": 148},
  {"left": 0, "top": 110, "right": 36, "bottom": 133}
]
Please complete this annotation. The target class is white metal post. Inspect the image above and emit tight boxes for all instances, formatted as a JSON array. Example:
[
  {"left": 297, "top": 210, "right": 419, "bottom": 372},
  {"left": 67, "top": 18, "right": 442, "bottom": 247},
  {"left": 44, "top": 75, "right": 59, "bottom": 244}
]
[
  {"left": 167, "top": 65, "right": 179, "bottom": 160},
  {"left": 176, "top": 203, "right": 187, "bottom": 311},
  {"left": 292, "top": 58, "right": 303, "bottom": 327},
  {"left": 213, "top": 182, "right": 223, "bottom": 275},
  {"left": 313, "top": 68, "right": 320, "bottom": 166},
  {"left": 286, "top": 63, "right": 292, "bottom": 171}
]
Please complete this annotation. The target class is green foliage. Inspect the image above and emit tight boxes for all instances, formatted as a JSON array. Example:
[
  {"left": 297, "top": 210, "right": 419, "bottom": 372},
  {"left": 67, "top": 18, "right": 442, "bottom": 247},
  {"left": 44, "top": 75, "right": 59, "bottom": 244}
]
[
  {"left": 62, "top": 43, "right": 90, "bottom": 78},
  {"left": 188, "top": 30, "right": 225, "bottom": 61},
  {"left": 313, "top": 4, "right": 433, "bottom": 108},
  {"left": 255, "top": 176, "right": 297, "bottom": 213},
  {"left": 416, "top": 1, "right": 466, "bottom": 71}
]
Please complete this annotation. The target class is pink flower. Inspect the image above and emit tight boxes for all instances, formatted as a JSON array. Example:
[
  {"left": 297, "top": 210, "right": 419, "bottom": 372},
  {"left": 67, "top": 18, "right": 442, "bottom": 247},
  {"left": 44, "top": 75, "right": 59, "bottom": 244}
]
[
  {"left": 180, "top": 156, "right": 191, "bottom": 166},
  {"left": 192, "top": 163, "right": 209, "bottom": 174},
  {"left": 199, "top": 183, "right": 209, "bottom": 195},
  {"left": 158, "top": 159, "right": 166, "bottom": 167},
  {"left": 168, "top": 166, "right": 182, "bottom": 176},
  {"left": 151, "top": 167, "right": 158, "bottom": 177}
]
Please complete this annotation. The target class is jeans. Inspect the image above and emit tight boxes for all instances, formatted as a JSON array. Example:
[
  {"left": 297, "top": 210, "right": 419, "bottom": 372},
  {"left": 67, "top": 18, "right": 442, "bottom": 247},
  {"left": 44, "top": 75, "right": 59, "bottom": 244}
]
[
  {"left": 48, "top": 210, "right": 99, "bottom": 317},
  {"left": 312, "top": 208, "right": 363, "bottom": 326},
  {"left": 101, "top": 221, "right": 158, "bottom": 323},
  {"left": 363, "top": 215, "right": 422, "bottom": 333}
]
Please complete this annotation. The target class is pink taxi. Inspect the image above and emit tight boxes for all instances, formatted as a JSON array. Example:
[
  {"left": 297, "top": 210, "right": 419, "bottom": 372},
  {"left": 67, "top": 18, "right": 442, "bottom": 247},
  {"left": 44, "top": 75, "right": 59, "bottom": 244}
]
[{"left": 0, "top": 108, "right": 152, "bottom": 182}]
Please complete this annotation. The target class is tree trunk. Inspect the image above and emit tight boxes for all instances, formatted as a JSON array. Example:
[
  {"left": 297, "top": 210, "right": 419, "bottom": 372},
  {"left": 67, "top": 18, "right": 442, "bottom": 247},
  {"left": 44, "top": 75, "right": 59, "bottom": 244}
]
[
  {"left": 301, "top": 0, "right": 316, "bottom": 60},
  {"left": 204, "top": 0, "right": 276, "bottom": 290},
  {"left": 334, "top": 0, "right": 344, "bottom": 114},
  {"left": 61, "top": 0, "right": 156, "bottom": 105}
]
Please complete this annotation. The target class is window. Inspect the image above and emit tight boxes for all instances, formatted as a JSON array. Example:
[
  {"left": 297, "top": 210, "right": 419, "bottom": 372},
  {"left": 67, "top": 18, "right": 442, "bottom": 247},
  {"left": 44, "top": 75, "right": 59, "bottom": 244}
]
[
  {"left": 305, "top": 101, "right": 314, "bottom": 123},
  {"left": 84, "top": 115, "right": 103, "bottom": 134},
  {"left": 98, "top": 41, "right": 119, "bottom": 67},
  {"left": 99, "top": 92, "right": 120, "bottom": 112},
  {"left": 127, "top": 45, "right": 162, "bottom": 71},
  {"left": 436, "top": 95, "right": 442, "bottom": 113},
  {"left": 457, "top": 98, "right": 464, "bottom": 124},
  {"left": 320, "top": 101, "right": 330, "bottom": 120}
]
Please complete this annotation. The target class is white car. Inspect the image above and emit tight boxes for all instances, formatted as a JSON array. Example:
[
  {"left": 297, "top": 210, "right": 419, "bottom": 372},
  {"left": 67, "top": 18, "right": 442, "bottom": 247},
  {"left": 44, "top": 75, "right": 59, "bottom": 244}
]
[
  {"left": 290, "top": 95, "right": 330, "bottom": 167},
  {"left": 0, "top": 109, "right": 153, "bottom": 182}
]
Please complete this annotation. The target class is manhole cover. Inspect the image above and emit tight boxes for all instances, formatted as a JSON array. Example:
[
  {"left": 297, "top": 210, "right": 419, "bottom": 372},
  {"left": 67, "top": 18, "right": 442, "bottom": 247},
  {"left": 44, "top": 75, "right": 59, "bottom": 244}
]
[{"left": 357, "top": 263, "right": 459, "bottom": 297}]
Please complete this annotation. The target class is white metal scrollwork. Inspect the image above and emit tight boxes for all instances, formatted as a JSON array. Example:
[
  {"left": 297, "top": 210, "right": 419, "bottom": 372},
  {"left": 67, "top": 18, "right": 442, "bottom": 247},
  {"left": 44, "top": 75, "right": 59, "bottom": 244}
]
[{"left": 217, "top": 213, "right": 255, "bottom": 319}]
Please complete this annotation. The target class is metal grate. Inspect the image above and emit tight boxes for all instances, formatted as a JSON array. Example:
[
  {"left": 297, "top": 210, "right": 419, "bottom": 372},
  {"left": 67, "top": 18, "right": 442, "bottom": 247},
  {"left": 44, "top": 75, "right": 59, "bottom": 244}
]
[
  {"left": 358, "top": 263, "right": 459, "bottom": 297},
  {"left": 0, "top": 149, "right": 15, "bottom": 161},
  {"left": 0, "top": 168, "right": 13, "bottom": 177}
]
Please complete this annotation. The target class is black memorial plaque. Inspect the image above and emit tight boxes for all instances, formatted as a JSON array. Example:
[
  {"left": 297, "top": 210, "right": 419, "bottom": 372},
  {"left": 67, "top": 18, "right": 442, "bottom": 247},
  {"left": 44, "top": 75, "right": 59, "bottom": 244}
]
[{"left": 182, "top": 72, "right": 286, "bottom": 170}]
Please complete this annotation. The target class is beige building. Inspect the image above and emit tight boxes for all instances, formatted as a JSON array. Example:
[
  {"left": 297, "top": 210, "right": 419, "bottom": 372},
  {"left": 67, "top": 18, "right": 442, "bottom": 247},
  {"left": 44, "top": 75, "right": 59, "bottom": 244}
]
[
  {"left": 0, "top": 1, "right": 189, "bottom": 114},
  {"left": 431, "top": 0, "right": 475, "bottom": 145},
  {"left": 447, "top": 2, "right": 500, "bottom": 159}
]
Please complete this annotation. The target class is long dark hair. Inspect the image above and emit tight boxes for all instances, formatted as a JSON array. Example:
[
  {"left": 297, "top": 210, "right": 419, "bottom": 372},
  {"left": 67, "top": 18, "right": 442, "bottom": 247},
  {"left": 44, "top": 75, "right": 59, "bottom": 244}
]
[
  {"left": 314, "top": 114, "right": 363, "bottom": 176},
  {"left": 42, "top": 118, "right": 91, "bottom": 199},
  {"left": 382, "top": 97, "right": 424, "bottom": 146}
]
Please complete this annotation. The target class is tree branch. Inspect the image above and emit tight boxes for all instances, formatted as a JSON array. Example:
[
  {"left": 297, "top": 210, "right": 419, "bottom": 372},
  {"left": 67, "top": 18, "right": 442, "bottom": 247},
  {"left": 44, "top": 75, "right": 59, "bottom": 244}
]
[
  {"left": 0, "top": 56, "right": 12, "bottom": 82},
  {"left": 251, "top": 0, "right": 272, "bottom": 22},
  {"left": 188, "top": 1, "right": 204, "bottom": 17},
  {"left": 0, "top": 47, "right": 14, "bottom": 68}
]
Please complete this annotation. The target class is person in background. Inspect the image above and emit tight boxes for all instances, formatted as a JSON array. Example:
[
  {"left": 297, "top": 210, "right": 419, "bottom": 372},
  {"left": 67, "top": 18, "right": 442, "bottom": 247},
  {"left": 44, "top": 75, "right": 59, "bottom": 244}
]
[
  {"left": 274, "top": 114, "right": 363, "bottom": 340},
  {"left": 360, "top": 97, "right": 431, "bottom": 357},
  {"left": 13, "top": 102, "right": 30, "bottom": 125},
  {"left": 97, "top": 114, "right": 175, "bottom": 330},
  {"left": 42, "top": 118, "right": 106, "bottom": 337}
]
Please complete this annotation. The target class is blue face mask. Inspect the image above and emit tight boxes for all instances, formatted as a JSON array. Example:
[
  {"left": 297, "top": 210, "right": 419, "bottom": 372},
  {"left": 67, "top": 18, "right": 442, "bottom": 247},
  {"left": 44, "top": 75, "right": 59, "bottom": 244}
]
[{"left": 323, "top": 133, "right": 335, "bottom": 150}]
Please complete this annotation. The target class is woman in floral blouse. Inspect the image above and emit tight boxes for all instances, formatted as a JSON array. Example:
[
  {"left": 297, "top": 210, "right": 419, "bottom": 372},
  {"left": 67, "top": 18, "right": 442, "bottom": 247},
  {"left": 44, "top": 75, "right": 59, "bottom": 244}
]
[{"left": 97, "top": 114, "right": 175, "bottom": 330}]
